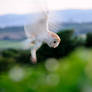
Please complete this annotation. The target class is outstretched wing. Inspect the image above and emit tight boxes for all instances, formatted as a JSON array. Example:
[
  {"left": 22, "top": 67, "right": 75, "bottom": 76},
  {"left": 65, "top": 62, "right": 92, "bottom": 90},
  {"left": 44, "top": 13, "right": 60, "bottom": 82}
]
[
  {"left": 24, "top": 0, "right": 62, "bottom": 39},
  {"left": 24, "top": 13, "right": 48, "bottom": 38},
  {"left": 48, "top": 13, "right": 62, "bottom": 32}
]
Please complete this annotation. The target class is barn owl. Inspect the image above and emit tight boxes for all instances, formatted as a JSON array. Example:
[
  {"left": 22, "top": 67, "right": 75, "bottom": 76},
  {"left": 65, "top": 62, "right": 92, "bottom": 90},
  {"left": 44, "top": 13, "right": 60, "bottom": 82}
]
[{"left": 23, "top": 0, "right": 61, "bottom": 64}]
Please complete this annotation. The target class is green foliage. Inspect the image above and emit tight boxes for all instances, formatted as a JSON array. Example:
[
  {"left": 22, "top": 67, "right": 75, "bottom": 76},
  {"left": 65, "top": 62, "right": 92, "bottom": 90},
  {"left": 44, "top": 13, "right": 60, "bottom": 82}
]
[
  {"left": 86, "top": 32, "right": 92, "bottom": 47},
  {"left": 0, "top": 48, "right": 92, "bottom": 92},
  {"left": 0, "top": 29, "right": 92, "bottom": 92}
]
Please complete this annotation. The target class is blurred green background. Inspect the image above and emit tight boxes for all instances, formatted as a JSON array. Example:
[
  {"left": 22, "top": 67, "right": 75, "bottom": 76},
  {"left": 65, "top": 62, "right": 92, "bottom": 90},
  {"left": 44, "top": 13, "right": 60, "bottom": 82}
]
[{"left": 0, "top": 29, "right": 92, "bottom": 92}]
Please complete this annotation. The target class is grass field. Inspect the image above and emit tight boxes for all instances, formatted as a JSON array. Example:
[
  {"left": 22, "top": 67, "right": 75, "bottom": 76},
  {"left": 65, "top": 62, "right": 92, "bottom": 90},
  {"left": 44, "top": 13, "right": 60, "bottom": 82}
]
[{"left": 0, "top": 40, "right": 22, "bottom": 49}]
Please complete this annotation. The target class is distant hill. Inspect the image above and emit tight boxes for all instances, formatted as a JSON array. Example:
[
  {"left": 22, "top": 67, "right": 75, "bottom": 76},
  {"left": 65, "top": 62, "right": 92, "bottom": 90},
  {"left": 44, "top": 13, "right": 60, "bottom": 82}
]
[
  {"left": 0, "top": 23, "right": 92, "bottom": 40},
  {"left": 0, "top": 9, "right": 92, "bottom": 28},
  {"left": 0, "top": 26, "right": 26, "bottom": 40}
]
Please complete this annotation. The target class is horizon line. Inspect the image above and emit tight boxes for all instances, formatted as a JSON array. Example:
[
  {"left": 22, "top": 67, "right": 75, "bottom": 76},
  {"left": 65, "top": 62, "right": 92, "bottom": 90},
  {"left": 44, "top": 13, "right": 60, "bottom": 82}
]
[{"left": 0, "top": 9, "right": 92, "bottom": 16}]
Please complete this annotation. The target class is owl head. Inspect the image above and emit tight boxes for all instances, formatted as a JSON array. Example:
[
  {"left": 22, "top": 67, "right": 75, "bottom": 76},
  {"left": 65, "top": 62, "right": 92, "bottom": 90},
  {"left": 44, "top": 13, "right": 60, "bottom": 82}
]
[{"left": 46, "top": 31, "right": 61, "bottom": 48}]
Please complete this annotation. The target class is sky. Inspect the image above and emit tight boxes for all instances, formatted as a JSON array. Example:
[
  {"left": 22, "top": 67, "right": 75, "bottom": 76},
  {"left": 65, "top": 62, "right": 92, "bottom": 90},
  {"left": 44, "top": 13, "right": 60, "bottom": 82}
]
[{"left": 0, "top": 0, "right": 92, "bottom": 15}]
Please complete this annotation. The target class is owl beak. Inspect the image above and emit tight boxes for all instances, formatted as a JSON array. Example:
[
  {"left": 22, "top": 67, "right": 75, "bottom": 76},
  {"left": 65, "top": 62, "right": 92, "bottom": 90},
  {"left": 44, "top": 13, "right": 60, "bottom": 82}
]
[
  {"left": 50, "top": 45, "right": 56, "bottom": 48},
  {"left": 53, "top": 45, "right": 57, "bottom": 48}
]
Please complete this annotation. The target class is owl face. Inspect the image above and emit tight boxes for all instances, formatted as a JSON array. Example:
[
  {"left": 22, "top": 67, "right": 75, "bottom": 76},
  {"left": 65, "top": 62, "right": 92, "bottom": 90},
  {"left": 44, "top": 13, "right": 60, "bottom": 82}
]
[
  {"left": 49, "top": 38, "right": 60, "bottom": 48},
  {"left": 47, "top": 31, "right": 61, "bottom": 48}
]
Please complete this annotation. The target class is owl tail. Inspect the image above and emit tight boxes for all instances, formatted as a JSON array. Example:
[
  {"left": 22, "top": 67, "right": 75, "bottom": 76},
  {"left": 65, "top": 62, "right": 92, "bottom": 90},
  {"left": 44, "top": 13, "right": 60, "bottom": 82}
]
[{"left": 21, "top": 39, "right": 31, "bottom": 50}]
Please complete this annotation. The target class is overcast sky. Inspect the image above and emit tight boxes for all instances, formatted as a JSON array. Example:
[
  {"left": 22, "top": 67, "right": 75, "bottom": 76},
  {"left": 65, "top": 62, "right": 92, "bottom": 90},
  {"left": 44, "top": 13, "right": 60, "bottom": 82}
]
[{"left": 0, "top": 0, "right": 92, "bottom": 15}]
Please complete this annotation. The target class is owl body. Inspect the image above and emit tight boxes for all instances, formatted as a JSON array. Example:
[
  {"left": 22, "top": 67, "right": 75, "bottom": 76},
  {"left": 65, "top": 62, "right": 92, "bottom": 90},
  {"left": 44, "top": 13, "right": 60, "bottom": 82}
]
[{"left": 24, "top": 2, "right": 61, "bottom": 63}]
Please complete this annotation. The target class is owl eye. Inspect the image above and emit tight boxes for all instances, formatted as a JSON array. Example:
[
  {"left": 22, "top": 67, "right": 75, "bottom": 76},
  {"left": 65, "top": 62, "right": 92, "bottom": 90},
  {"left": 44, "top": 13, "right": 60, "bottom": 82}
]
[{"left": 53, "top": 41, "right": 57, "bottom": 44}]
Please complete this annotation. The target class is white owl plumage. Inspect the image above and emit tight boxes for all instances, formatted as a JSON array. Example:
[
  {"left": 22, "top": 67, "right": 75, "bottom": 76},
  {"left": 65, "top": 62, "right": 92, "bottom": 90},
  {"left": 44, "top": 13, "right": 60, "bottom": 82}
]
[{"left": 23, "top": 0, "right": 61, "bottom": 63}]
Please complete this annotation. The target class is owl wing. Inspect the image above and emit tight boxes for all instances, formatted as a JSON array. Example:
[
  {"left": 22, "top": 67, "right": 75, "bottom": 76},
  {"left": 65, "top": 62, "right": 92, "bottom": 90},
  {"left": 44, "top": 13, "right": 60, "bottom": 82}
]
[
  {"left": 24, "top": 0, "right": 62, "bottom": 39},
  {"left": 46, "top": 10, "right": 62, "bottom": 32},
  {"left": 24, "top": 12, "right": 48, "bottom": 39}
]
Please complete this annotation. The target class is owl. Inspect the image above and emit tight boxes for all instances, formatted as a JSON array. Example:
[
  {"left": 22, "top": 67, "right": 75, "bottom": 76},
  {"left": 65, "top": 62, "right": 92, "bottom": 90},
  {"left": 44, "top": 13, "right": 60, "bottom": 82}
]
[{"left": 23, "top": 0, "right": 61, "bottom": 64}]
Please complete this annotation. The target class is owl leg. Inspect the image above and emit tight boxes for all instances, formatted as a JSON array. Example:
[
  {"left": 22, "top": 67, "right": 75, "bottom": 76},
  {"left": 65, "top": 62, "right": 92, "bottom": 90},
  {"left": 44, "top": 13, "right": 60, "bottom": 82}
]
[
  {"left": 30, "top": 49, "right": 37, "bottom": 64},
  {"left": 30, "top": 42, "right": 42, "bottom": 64}
]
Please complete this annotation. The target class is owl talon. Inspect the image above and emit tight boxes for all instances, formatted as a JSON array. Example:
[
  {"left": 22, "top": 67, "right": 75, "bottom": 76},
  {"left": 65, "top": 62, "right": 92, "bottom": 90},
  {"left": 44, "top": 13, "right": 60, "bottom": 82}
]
[{"left": 30, "top": 57, "right": 37, "bottom": 64}]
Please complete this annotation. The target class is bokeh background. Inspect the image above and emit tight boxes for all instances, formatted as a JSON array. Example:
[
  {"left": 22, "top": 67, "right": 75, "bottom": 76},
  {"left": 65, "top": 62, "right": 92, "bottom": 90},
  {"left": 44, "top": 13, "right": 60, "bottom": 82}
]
[{"left": 0, "top": 0, "right": 92, "bottom": 92}]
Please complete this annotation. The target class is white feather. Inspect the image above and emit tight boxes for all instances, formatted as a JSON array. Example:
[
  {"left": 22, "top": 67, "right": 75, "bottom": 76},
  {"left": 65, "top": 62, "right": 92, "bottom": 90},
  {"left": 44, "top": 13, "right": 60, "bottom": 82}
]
[
  {"left": 21, "top": 39, "right": 33, "bottom": 50},
  {"left": 21, "top": 0, "right": 61, "bottom": 63}
]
